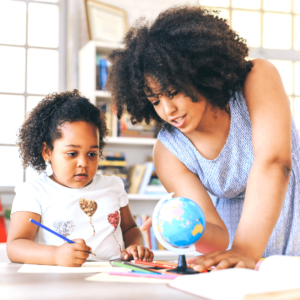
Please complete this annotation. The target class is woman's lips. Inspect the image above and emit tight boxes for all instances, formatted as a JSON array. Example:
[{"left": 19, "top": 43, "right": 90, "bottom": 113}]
[{"left": 172, "top": 115, "right": 186, "bottom": 128}]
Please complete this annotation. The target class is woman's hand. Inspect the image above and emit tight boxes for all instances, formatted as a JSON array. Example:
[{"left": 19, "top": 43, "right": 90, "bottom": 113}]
[
  {"left": 54, "top": 239, "right": 92, "bottom": 267},
  {"left": 121, "top": 245, "right": 154, "bottom": 261},
  {"left": 140, "top": 218, "right": 152, "bottom": 231},
  {"left": 187, "top": 249, "right": 256, "bottom": 272}
]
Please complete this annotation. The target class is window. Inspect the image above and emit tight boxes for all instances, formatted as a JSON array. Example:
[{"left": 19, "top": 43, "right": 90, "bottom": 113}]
[
  {"left": 199, "top": 0, "right": 300, "bottom": 131},
  {"left": 0, "top": 0, "right": 65, "bottom": 187}
]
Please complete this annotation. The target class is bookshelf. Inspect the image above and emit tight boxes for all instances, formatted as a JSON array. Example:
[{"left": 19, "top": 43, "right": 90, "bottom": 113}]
[{"left": 79, "top": 41, "right": 161, "bottom": 211}]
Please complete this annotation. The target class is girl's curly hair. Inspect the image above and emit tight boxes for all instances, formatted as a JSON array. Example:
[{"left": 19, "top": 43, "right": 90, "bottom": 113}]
[
  {"left": 106, "top": 5, "right": 253, "bottom": 125},
  {"left": 18, "top": 90, "right": 108, "bottom": 172}
]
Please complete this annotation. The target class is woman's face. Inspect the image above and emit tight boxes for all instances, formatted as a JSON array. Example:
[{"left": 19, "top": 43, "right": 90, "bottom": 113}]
[{"left": 145, "top": 77, "right": 207, "bottom": 134}]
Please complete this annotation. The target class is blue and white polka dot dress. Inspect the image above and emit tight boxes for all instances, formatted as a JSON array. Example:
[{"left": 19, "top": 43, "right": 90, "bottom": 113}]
[{"left": 158, "top": 91, "right": 300, "bottom": 256}]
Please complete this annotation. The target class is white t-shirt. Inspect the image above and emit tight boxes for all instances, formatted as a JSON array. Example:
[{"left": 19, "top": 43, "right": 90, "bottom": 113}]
[{"left": 11, "top": 173, "right": 128, "bottom": 260}]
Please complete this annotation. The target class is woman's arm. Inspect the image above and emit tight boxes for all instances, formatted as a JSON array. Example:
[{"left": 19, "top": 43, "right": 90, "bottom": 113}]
[
  {"left": 120, "top": 205, "right": 154, "bottom": 261},
  {"left": 190, "top": 59, "right": 292, "bottom": 271},
  {"left": 153, "top": 140, "right": 230, "bottom": 253},
  {"left": 7, "top": 212, "right": 91, "bottom": 266}
]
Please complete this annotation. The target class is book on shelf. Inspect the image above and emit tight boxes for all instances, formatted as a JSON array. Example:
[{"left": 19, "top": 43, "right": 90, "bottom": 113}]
[
  {"left": 96, "top": 99, "right": 113, "bottom": 137},
  {"left": 134, "top": 214, "right": 166, "bottom": 251},
  {"left": 118, "top": 111, "right": 161, "bottom": 138},
  {"left": 96, "top": 54, "right": 110, "bottom": 91},
  {"left": 128, "top": 164, "right": 147, "bottom": 194},
  {"left": 137, "top": 162, "right": 167, "bottom": 196},
  {"left": 97, "top": 151, "right": 129, "bottom": 192}
]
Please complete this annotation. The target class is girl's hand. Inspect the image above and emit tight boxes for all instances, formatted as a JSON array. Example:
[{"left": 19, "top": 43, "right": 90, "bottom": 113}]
[
  {"left": 54, "top": 239, "right": 92, "bottom": 267},
  {"left": 140, "top": 218, "right": 152, "bottom": 231},
  {"left": 121, "top": 245, "right": 154, "bottom": 261},
  {"left": 187, "top": 249, "right": 256, "bottom": 272}
]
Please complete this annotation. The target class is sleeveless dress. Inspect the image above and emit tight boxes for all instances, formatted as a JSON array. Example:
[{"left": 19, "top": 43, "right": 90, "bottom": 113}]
[{"left": 158, "top": 91, "right": 300, "bottom": 257}]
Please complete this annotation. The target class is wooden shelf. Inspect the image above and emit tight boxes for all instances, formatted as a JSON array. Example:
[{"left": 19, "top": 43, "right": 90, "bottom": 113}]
[
  {"left": 128, "top": 194, "right": 163, "bottom": 201},
  {"left": 95, "top": 90, "right": 111, "bottom": 98},
  {"left": 105, "top": 137, "right": 156, "bottom": 145}
]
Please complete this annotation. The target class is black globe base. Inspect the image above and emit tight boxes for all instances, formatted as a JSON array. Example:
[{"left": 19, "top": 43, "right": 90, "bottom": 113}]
[{"left": 166, "top": 254, "right": 199, "bottom": 275}]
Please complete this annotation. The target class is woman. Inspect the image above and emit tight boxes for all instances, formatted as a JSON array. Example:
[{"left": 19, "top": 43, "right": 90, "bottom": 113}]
[{"left": 106, "top": 6, "right": 300, "bottom": 271}]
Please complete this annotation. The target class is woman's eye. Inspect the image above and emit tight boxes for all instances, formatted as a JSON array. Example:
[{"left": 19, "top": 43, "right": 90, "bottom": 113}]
[
  {"left": 152, "top": 100, "right": 160, "bottom": 106},
  {"left": 67, "top": 152, "right": 76, "bottom": 157},
  {"left": 169, "top": 91, "right": 178, "bottom": 98}
]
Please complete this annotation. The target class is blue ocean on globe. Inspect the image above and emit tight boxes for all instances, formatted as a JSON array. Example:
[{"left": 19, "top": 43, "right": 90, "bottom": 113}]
[{"left": 156, "top": 197, "right": 206, "bottom": 247}]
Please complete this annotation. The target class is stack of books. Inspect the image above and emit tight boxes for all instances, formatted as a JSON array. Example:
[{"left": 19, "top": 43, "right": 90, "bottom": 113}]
[{"left": 97, "top": 152, "right": 129, "bottom": 192}]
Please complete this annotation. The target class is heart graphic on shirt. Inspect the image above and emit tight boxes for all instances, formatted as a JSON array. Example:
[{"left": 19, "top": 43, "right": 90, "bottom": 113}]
[
  {"left": 79, "top": 198, "right": 98, "bottom": 236},
  {"left": 53, "top": 219, "right": 75, "bottom": 238},
  {"left": 107, "top": 211, "right": 120, "bottom": 230},
  {"left": 108, "top": 210, "right": 121, "bottom": 254}
]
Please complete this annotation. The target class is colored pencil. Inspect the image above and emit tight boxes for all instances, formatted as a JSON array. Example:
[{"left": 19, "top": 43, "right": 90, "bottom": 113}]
[
  {"left": 132, "top": 260, "right": 177, "bottom": 269},
  {"left": 108, "top": 271, "right": 178, "bottom": 279},
  {"left": 110, "top": 260, "right": 161, "bottom": 274},
  {"left": 29, "top": 218, "right": 96, "bottom": 256}
]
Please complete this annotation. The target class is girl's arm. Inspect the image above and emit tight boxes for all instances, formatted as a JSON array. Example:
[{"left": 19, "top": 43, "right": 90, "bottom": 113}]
[
  {"left": 7, "top": 211, "right": 92, "bottom": 266},
  {"left": 120, "top": 205, "right": 154, "bottom": 261},
  {"left": 190, "top": 59, "right": 292, "bottom": 271},
  {"left": 153, "top": 140, "right": 230, "bottom": 253}
]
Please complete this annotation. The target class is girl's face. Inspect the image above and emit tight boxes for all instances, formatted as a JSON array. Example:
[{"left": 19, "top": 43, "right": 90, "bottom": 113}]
[
  {"left": 44, "top": 121, "right": 100, "bottom": 189},
  {"left": 145, "top": 78, "right": 207, "bottom": 134}
]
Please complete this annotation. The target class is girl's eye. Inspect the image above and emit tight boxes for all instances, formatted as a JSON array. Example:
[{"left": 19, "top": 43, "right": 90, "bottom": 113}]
[
  {"left": 67, "top": 152, "right": 76, "bottom": 157},
  {"left": 152, "top": 100, "right": 160, "bottom": 106},
  {"left": 89, "top": 153, "right": 98, "bottom": 157}
]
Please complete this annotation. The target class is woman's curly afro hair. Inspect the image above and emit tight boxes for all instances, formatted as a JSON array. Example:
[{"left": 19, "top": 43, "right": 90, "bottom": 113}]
[
  {"left": 18, "top": 90, "right": 108, "bottom": 172},
  {"left": 106, "top": 5, "right": 253, "bottom": 125}
]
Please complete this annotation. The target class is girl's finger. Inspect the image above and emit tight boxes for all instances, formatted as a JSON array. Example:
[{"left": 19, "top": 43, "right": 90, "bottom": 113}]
[
  {"left": 148, "top": 251, "right": 154, "bottom": 262},
  {"left": 121, "top": 250, "right": 131, "bottom": 260},
  {"left": 129, "top": 248, "right": 138, "bottom": 260},
  {"left": 140, "top": 247, "right": 148, "bottom": 261}
]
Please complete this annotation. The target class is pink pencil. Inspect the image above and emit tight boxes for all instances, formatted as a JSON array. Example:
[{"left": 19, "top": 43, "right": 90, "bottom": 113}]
[{"left": 108, "top": 271, "right": 178, "bottom": 280}]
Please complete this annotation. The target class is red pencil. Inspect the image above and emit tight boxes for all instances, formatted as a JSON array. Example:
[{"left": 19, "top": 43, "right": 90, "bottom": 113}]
[{"left": 132, "top": 260, "right": 177, "bottom": 269}]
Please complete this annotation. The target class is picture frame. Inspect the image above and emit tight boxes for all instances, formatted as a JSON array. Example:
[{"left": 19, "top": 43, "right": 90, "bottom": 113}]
[{"left": 85, "top": 0, "right": 129, "bottom": 43}]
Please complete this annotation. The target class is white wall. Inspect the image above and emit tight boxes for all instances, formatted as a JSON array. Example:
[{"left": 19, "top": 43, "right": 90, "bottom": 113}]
[{"left": 79, "top": 0, "right": 198, "bottom": 49}]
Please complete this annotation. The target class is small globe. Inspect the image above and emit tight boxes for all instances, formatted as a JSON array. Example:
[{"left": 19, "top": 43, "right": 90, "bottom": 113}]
[{"left": 154, "top": 196, "right": 206, "bottom": 250}]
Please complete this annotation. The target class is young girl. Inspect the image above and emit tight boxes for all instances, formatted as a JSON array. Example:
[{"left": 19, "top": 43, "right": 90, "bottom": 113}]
[
  {"left": 106, "top": 6, "right": 300, "bottom": 271},
  {"left": 7, "top": 90, "right": 153, "bottom": 267}
]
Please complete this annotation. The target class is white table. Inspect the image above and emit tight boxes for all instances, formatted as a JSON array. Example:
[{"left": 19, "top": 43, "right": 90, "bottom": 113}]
[{"left": 0, "top": 244, "right": 202, "bottom": 300}]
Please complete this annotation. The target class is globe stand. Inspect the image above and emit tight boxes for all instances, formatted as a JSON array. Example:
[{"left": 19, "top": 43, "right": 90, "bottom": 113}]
[{"left": 166, "top": 254, "right": 199, "bottom": 275}]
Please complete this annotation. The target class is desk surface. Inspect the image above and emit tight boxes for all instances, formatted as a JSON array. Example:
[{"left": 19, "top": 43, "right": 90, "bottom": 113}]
[{"left": 0, "top": 244, "right": 200, "bottom": 300}]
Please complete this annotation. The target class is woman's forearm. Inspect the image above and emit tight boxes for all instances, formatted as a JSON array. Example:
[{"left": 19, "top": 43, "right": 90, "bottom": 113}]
[
  {"left": 7, "top": 239, "right": 57, "bottom": 265},
  {"left": 232, "top": 159, "right": 291, "bottom": 262},
  {"left": 195, "top": 222, "right": 229, "bottom": 253}
]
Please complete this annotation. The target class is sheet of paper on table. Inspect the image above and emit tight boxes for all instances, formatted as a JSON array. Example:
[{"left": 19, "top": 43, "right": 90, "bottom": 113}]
[
  {"left": 85, "top": 273, "right": 173, "bottom": 284},
  {"left": 17, "top": 261, "right": 129, "bottom": 273}
]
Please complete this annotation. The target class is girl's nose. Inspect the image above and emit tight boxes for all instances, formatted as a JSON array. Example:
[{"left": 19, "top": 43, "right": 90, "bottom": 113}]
[{"left": 77, "top": 156, "right": 88, "bottom": 168}]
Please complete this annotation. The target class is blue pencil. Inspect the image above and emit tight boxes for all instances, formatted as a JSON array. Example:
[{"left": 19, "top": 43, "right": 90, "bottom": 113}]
[{"left": 29, "top": 218, "right": 96, "bottom": 256}]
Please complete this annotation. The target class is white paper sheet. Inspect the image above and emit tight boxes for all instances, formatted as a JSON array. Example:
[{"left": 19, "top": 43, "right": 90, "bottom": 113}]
[
  {"left": 85, "top": 272, "right": 173, "bottom": 284},
  {"left": 17, "top": 261, "right": 130, "bottom": 273},
  {"left": 169, "top": 256, "right": 300, "bottom": 300}
]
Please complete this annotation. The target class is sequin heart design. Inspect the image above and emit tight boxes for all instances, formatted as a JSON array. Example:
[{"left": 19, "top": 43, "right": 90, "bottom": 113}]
[
  {"left": 108, "top": 211, "right": 120, "bottom": 230},
  {"left": 79, "top": 198, "right": 97, "bottom": 236},
  {"left": 53, "top": 219, "right": 75, "bottom": 238},
  {"left": 79, "top": 199, "right": 97, "bottom": 217}
]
